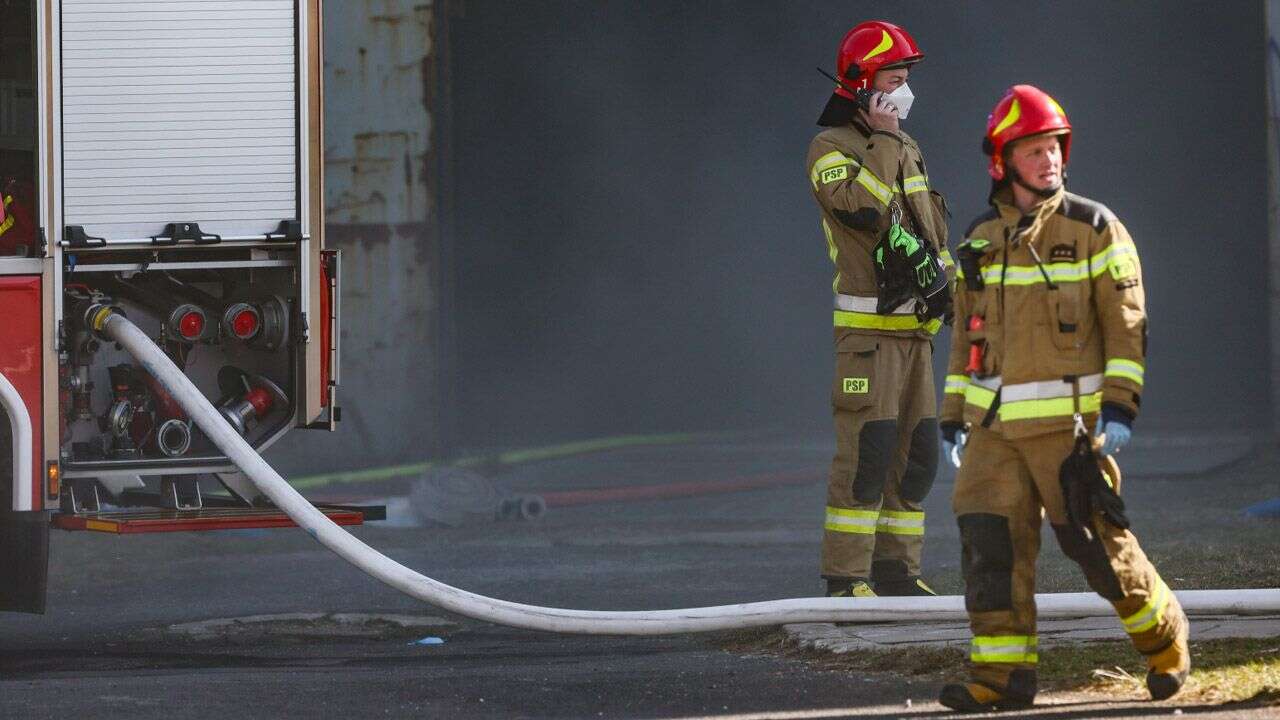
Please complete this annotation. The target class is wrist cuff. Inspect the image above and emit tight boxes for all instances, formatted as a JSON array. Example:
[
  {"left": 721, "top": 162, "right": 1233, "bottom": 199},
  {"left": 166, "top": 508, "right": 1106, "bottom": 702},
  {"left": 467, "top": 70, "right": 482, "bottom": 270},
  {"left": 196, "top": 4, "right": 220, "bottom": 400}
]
[{"left": 1101, "top": 402, "right": 1134, "bottom": 428}]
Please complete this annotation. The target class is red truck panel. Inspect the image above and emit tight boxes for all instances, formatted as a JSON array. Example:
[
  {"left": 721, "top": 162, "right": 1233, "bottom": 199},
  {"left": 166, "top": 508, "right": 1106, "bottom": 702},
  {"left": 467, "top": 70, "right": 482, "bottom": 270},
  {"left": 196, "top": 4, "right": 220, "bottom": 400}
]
[{"left": 0, "top": 275, "right": 43, "bottom": 511}]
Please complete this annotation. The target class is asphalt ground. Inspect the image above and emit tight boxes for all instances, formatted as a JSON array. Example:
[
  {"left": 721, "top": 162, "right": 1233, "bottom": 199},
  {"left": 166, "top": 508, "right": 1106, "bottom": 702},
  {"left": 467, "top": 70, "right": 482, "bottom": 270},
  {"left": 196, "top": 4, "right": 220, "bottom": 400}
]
[{"left": 0, "top": 437, "right": 1276, "bottom": 719}]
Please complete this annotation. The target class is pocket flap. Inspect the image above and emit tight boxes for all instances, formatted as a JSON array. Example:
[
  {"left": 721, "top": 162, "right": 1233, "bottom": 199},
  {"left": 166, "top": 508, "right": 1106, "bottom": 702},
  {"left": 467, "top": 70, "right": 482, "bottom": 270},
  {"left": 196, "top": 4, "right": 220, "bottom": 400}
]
[{"left": 836, "top": 333, "right": 879, "bottom": 355}]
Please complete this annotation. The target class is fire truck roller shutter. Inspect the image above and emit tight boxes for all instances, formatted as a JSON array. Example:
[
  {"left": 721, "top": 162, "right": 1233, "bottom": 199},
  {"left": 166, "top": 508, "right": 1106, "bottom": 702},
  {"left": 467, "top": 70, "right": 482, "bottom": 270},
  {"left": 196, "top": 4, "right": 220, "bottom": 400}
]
[{"left": 59, "top": 0, "right": 299, "bottom": 240}]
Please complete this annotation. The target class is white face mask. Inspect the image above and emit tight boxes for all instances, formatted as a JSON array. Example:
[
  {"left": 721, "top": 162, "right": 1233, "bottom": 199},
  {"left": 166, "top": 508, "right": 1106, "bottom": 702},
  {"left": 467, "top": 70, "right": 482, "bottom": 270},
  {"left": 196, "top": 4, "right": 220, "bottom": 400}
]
[{"left": 883, "top": 82, "right": 915, "bottom": 120}]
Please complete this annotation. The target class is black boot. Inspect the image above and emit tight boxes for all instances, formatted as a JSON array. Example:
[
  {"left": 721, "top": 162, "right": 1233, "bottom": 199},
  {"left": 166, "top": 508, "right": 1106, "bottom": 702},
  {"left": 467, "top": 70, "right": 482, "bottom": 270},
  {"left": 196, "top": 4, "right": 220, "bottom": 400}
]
[
  {"left": 871, "top": 559, "right": 937, "bottom": 596},
  {"left": 938, "top": 669, "right": 1037, "bottom": 712},
  {"left": 825, "top": 577, "right": 877, "bottom": 598}
]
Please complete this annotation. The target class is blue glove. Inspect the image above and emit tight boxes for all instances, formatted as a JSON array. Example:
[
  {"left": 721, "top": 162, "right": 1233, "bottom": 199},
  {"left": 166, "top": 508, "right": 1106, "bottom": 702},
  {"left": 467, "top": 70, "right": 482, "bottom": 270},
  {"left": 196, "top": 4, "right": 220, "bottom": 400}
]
[{"left": 1094, "top": 404, "right": 1133, "bottom": 456}]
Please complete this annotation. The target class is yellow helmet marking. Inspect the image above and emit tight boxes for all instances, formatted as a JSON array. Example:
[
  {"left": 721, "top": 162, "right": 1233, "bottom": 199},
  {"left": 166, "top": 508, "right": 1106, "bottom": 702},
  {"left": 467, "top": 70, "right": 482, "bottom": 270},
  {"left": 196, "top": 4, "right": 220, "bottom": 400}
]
[
  {"left": 1047, "top": 95, "right": 1066, "bottom": 117},
  {"left": 992, "top": 98, "right": 1021, "bottom": 136},
  {"left": 861, "top": 29, "right": 894, "bottom": 61}
]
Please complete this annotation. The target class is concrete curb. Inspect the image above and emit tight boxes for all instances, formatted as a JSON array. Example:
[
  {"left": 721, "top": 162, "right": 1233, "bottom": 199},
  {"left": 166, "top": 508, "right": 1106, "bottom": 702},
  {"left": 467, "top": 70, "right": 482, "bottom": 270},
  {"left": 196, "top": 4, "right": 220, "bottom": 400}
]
[{"left": 783, "top": 614, "right": 1280, "bottom": 654}]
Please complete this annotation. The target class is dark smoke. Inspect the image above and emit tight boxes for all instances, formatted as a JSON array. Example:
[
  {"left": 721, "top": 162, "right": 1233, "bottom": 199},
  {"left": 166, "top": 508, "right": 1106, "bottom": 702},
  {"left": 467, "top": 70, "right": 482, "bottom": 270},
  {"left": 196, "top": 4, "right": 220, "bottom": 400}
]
[{"left": 446, "top": 1, "right": 1266, "bottom": 449}]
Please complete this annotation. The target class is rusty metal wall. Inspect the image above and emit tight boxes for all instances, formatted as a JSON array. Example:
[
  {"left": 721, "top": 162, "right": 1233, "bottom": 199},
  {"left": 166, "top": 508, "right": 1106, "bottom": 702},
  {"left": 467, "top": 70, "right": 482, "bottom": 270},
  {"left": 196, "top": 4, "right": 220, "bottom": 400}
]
[{"left": 269, "top": 0, "right": 451, "bottom": 475}]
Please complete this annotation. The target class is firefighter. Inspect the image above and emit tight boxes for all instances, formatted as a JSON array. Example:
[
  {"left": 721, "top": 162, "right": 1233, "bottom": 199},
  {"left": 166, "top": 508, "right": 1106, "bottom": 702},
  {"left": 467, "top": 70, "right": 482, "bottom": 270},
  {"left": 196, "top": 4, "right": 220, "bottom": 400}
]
[
  {"left": 806, "top": 20, "right": 952, "bottom": 598},
  {"left": 937, "top": 85, "right": 1190, "bottom": 711},
  {"left": 0, "top": 178, "right": 36, "bottom": 257}
]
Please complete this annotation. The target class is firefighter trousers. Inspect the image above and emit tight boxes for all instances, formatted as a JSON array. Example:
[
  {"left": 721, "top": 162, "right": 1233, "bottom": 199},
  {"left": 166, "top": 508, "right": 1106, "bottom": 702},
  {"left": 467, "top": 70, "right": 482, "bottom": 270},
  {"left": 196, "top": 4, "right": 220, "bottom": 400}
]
[
  {"left": 822, "top": 332, "right": 938, "bottom": 581},
  {"left": 952, "top": 426, "right": 1188, "bottom": 691}
]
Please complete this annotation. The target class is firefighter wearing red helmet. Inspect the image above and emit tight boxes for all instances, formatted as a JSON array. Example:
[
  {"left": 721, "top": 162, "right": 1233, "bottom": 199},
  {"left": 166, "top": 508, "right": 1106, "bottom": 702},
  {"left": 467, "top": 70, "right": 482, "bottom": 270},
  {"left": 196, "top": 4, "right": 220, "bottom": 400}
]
[
  {"left": 936, "top": 85, "right": 1190, "bottom": 711},
  {"left": 806, "top": 20, "right": 952, "bottom": 599}
]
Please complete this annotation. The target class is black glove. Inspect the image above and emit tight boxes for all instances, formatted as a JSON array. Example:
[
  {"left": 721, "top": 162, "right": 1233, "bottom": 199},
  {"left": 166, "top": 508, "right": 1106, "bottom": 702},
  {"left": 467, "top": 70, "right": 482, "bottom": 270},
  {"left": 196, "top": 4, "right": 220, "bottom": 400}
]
[
  {"left": 1059, "top": 433, "right": 1129, "bottom": 544},
  {"left": 873, "top": 225, "right": 949, "bottom": 318},
  {"left": 921, "top": 280, "right": 953, "bottom": 325},
  {"left": 872, "top": 244, "right": 916, "bottom": 315}
]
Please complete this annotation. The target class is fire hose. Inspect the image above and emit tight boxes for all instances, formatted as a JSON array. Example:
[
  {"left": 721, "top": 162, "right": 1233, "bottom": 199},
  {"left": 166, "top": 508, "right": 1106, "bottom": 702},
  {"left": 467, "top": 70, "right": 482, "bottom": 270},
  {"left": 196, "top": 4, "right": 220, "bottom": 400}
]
[{"left": 99, "top": 312, "right": 1280, "bottom": 634}]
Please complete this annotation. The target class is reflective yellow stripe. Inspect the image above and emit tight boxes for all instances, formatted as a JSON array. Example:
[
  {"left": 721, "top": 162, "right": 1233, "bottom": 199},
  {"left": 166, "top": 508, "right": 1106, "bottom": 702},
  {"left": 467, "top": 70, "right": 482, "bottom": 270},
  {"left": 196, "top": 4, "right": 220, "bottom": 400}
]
[
  {"left": 938, "top": 248, "right": 954, "bottom": 269},
  {"left": 964, "top": 384, "right": 996, "bottom": 410},
  {"left": 810, "top": 151, "right": 858, "bottom": 189},
  {"left": 974, "top": 244, "right": 1140, "bottom": 287},
  {"left": 1121, "top": 580, "right": 1170, "bottom": 634},
  {"left": 980, "top": 263, "right": 1086, "bottom": 286},
  {"left": 902, "top": 174, "right": 929, "bottom": 194},
  {"left": 944, "top": 374, "right": 970, "bottom": 395},
  {"left": 813, "top": 151, "right": 854, "bottom": 173},
  {"left": 834, "top": 310, "right": 941, "bottom": 335},
  {"left": 999, "top": 391, "right": 1102, "bottom": 422},
  {"left": 824, "top": 506, "right": 879, "bottom": 534},
  {"left": 854, "top": 166, "right": 894, "bottom": 207},
  {"left": 1105, "top": 358, "right": 1145, "bottom": 387},
  {"left": 876, "top": 509, "right": 924, "bottom": 536},
  {"left": 822, "top": 219, "right": 840, "bottom": 293},
  {"left": 971, "top": 635, "right": 1038, "bottom": 664},
  {"left": 1094, "top": 243, "right": 1138, "bottom": 278}
]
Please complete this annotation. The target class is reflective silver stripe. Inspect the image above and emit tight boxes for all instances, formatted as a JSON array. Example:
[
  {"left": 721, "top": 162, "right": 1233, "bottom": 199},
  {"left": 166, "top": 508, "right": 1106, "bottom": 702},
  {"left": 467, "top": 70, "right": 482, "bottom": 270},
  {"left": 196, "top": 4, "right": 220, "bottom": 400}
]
[
  {"left": 824, "top": 506, "right": 879, "bottom": 535},
  {"left": 855, "top": 166, "right": 894, "bottom": 206},
  {"left": 1000, "top": 373, "right": 1103, "bottom": 403},
  {"left": 834, "top": 294, "right": 915, "bottom": 315},
  {"left": 970, "top": 374, "right": 1002, "bottom": 391}
]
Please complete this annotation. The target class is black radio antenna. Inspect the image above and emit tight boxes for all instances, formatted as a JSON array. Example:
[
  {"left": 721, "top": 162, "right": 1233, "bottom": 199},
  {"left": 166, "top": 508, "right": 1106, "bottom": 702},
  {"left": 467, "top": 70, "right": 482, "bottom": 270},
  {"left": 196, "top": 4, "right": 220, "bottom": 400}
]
[{"left": 816, "top": 67, "right": 858, "bottom": 96}]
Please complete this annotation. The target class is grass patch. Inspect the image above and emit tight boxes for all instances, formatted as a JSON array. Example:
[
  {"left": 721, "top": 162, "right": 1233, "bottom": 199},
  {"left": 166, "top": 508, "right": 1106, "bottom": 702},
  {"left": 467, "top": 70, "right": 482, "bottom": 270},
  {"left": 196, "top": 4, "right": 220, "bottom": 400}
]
[
  {"left": 1070, "top": 636, "right": 1280, "bottom": 706},
  {"left": 722, "top": 629, "right": 1280, "bottom": 706}
]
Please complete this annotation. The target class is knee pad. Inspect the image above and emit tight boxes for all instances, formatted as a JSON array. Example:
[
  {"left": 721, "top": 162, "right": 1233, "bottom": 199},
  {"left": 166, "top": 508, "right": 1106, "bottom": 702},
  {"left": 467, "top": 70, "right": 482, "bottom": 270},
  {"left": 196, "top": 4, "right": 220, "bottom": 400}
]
[
  {"left": 1051, "top": 524, "right": 1124, "bottom": 601},
  {"left": 900, "top": 417, "right": 939, "bottom": 503},
  {"left": 851, "top": 419, "right": 898, "bottom": 503},
  {"left": 958, "top": 513, "right": 1014, "bottom": 612}
]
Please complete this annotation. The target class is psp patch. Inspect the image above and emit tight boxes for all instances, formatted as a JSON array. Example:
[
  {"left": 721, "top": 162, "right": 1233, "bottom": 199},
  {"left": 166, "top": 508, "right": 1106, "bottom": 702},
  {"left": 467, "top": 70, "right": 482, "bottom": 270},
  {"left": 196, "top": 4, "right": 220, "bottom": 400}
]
[
  {"left": 842, "top": 377, "right": 869, "bottom": 394},
  {"left": 820, "top": 166, "right": 849, "bottom": 184},
  {"left": 1109, "top": 257, "right": 1137, "bottom": 281}
]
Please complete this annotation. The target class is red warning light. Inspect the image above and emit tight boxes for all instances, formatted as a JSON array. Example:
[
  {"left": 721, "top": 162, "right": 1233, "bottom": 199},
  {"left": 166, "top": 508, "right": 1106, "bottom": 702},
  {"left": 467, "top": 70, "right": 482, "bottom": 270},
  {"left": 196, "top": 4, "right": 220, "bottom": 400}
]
[
  {"left": 179, "top": 311, "right": 205, "bottom": 340},
  {"left": 245, "top": 386, "right": 273, "bottom": 415},
  {"left": 231, "top": 308, "right": 259, "bottom": 339}
]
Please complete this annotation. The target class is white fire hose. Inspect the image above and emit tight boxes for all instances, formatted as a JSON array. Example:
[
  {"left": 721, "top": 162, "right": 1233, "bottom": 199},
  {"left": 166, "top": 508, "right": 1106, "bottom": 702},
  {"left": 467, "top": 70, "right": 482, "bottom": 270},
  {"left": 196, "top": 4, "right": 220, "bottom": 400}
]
[
  {"left": 102, "top": 312, "right": 1280, "bottom": 635},
  {"left": 0, "top": 369, "right": 33, "bottom": 512}
]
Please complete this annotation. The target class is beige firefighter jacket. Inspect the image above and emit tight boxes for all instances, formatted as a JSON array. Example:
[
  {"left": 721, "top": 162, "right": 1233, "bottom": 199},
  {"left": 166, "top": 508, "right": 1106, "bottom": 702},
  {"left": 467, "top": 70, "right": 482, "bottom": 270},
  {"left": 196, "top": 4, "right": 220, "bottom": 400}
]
[
  {"left": 941, "top": 186, "right": 1147, "bottom": 439},
  {"left": 806, "top": 119, "right": 952, "bottom": 340}
]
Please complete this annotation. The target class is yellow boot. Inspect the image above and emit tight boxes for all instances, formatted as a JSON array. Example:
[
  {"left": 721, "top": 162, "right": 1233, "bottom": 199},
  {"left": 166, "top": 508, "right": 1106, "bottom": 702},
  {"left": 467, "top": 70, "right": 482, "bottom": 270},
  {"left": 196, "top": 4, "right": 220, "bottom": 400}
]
[
  {"left": 1146, "top": 630, "right": 1191, "bottom": 700},
  {"left": 938, "top": 670, "right": 1036, "bottom": 712},
  {"left": 825, "top": 578, "right": 877, "bottom": 598}
]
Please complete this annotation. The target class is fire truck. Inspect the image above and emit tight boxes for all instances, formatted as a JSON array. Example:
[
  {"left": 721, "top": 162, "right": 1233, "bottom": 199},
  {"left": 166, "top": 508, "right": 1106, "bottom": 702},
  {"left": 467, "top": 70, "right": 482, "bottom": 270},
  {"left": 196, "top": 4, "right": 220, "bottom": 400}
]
[{"left": 0, "top": 0, "right": 359, "bottom": 615}]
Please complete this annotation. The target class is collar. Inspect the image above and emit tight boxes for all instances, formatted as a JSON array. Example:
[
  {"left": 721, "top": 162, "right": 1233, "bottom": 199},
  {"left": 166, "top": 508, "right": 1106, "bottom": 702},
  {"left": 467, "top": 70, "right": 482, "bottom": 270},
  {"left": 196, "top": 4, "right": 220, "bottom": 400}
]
[{"left": 990, "top": 185, "right": 1065, "bottom": 249}]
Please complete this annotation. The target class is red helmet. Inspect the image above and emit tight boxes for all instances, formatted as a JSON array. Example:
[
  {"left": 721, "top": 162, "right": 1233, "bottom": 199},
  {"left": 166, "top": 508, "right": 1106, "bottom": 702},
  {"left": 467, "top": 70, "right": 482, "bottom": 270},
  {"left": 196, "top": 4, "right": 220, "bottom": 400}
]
[
  {"left": 983, "top": 85, "right": 1072, "bottom": 181},
  {"left": 833, "top": 21, "right": 923, "bottom": 97}
]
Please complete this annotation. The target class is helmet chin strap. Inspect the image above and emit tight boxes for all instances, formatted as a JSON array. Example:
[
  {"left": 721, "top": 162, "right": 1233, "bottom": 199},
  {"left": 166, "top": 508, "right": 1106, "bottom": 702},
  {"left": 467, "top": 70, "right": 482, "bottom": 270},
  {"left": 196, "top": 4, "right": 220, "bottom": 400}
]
[{"left": 1009, "top": 168, "right": 1063, "bottom": 198}]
